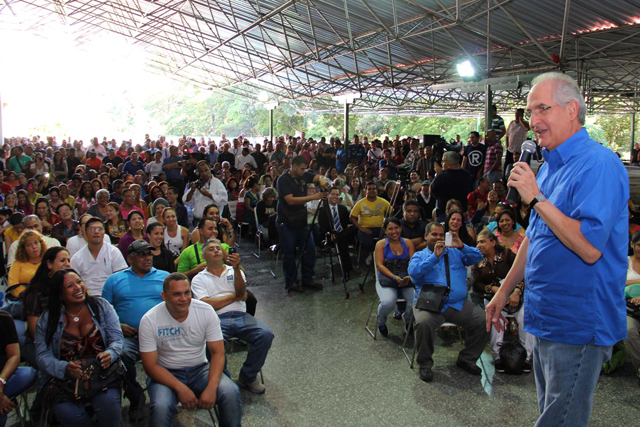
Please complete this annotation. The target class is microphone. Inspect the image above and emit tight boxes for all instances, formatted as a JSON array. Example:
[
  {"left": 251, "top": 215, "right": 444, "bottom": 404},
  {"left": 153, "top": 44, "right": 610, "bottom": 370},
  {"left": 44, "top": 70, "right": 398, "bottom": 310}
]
[{"left": 506, "top": 140, "right": 537, "bottom": 205}]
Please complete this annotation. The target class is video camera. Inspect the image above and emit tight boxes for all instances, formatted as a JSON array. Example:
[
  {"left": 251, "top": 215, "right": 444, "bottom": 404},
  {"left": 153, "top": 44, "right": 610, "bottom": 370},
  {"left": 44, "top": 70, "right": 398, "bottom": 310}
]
[{"left": 423, "top": 134, "right": 451, "bottom": 165}]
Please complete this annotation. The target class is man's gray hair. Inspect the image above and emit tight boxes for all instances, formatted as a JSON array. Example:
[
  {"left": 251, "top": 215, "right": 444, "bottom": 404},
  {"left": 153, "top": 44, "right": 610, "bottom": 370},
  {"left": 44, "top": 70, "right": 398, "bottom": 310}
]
[
  {"left": 22, "top": 215, "right": 40, "bottom": 224},
  {"left": 530, "top": 72, "right": 587, "bottom": 125},
  {"left": 443, "top": 151, "right": 460, "bottom": 165}
]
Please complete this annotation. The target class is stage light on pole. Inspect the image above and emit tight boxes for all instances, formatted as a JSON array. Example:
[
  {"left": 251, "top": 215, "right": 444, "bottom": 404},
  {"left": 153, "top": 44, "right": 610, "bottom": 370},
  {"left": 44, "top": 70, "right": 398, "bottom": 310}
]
[
  {"left": 456, "top": 60, "right": 475, "bottom": 77},
  {"left": 258, "top": 91, "right": 269, "bottom": 102}
]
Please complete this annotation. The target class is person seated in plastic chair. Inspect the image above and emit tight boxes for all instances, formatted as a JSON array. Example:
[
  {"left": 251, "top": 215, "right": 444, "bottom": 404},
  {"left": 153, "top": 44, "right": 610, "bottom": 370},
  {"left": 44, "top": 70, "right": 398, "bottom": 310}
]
[
  {"left": 139, "top": 273, "right": 242, "bottom": 427},
  {"left": 408, "top": 222, "right": 488, "bottom": 383},
  {"left": 374, "top": 218, "right": 415, "bottom": 337},
  {"left": 350, "top": 182, "right": 390, "bottom": 265},
  {"left": 0, "top": 309, "right": 37, "bottom": 427},
  {"left": 472, "top": 230, "right": 533, "bottom": 373},
  {"left": 192, "top": 239, "right": 274, "bottom": 394}
]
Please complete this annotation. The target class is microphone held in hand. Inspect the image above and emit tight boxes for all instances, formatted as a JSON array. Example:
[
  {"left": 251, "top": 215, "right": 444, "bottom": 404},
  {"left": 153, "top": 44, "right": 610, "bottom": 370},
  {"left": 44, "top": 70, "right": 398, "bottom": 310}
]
[{"left": 506, "top": 140, "right": 537, "bottom": 205}]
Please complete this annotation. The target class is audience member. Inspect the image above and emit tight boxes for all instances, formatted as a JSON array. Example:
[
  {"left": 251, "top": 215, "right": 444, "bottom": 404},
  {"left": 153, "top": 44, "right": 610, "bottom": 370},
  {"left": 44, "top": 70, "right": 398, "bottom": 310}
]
[
  {"left": 102, "top": 239, "right": 169, "bottom": 421},
  {"left": 70, "top": 218, "right": 128, "bottom": 296},
  {"left": 318, "top": 187, "right": 357, "bottom": 280},
  {"left": 183, "top": 160, "right": 228, "bottom": 223},
  {"left": 118, "top": 210, "right": 147, "bottom": 261},
  {"left": 473, "top": 230, "right": 533, "bottom": 373},
  {"left": 7, "top": 230, "right": 47, "bottom": 298},
  {"left": 350, "top": 182, "right": 390, "bottom": 264},
  {"left": 408, "top": 222, "right": 487, "bottom": 382},
  {"left": 192, "top": 239, "right": 274, "bottom": 393},
  {"left": 138, "top": 273, "right": 242, "bottom": 427},
  {"left": 483, "top": 130, "right": 503, "bottom": 185},
  {"left": 430, "top": 152, "right": 473, "bottom": 222},
  {"left": 35, "top": 268, "right": 124, "bottom": 427}
]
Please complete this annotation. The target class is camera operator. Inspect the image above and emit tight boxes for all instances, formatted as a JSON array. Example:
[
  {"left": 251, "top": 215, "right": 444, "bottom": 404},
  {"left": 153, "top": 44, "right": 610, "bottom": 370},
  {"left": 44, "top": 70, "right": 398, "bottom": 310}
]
[{"left": 183, "top": 161, "right": 228, "bottom": 224}]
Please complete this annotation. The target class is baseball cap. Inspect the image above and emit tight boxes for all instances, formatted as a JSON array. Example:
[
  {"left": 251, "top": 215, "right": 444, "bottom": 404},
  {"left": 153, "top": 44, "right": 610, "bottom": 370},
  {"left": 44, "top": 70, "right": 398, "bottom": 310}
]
[{"left": 127, "top": 240, "right": 153, "bottom": 255}]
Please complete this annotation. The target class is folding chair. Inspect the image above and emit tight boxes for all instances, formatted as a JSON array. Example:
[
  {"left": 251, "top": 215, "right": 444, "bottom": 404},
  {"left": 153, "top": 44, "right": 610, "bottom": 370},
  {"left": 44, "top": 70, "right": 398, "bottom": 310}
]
[{"left": 401, "top": 308, "right": 464, "bottom": 369}]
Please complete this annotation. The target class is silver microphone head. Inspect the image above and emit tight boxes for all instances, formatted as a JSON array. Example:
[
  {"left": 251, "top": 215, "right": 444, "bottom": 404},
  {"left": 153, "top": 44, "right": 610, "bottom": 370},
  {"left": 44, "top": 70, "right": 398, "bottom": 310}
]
[{"left": 521, "top": 140, "right": 537, "bottom": 154}]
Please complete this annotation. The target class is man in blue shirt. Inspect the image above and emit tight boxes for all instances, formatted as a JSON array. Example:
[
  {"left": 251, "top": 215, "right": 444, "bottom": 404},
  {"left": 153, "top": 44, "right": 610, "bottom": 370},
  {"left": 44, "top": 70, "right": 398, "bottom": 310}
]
[
  {"left": 102, "top": 240, "right": 169, "bottom": 422},
  {"left": 486, "top": 72, "right": 628, "bottom": 427},
  {"left": 408, "top": 222, "right": 486, "bottom": 382}
]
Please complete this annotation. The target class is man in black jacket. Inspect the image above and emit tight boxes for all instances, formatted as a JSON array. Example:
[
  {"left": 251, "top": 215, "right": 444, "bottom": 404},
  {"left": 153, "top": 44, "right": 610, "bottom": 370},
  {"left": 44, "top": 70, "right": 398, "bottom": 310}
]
[{"left": 318, "top": 187, "right": 357, "bottom": 280}]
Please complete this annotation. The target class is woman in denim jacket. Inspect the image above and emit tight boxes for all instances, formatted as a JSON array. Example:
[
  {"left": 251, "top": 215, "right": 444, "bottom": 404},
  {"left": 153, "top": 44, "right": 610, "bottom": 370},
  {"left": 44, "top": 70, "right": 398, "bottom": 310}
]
[{"left": 35, "top": 268, "right": 124, "bottom": 427}]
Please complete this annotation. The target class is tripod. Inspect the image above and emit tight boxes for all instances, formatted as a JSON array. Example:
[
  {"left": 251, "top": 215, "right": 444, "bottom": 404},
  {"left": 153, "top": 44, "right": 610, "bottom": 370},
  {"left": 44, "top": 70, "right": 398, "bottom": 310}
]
[
  {"left": 358, "top": 180, "right": 403, "bottom": 293},
  {"left": 293, "top": 197, "right": 350, "bottom": 299}
]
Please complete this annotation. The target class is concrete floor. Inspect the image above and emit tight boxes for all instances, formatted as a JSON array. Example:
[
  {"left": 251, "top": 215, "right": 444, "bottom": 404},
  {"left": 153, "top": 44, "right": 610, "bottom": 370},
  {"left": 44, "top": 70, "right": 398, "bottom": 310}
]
[{"left": 8, "top": 162, "right": 640, "bottom": 427}]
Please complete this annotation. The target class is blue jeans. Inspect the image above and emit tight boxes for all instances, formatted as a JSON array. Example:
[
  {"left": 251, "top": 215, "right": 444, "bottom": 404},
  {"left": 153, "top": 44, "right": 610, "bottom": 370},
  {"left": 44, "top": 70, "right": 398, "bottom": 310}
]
[
  {"left": 51, "top": 388, "right": 121, "bottom": 427},
  {"left": 375, "top": 281, "right": 414, "bottom": 326},
  {"left": 0, "top": 367, "right": 37, "bottom": 427},
  {"left": 219, "top": 311, "right": 274, "bottom": 383},
  {"left": 147, "top": 362, "right": 241, "bottom": 427},
  {"left": 121, "top": 336, "right": 144, "bottom": 404},
  {"left": 276, "top": 222, "right": 315, "bottom": 288},
  {"left": 13, "top": 320, "right": 36, "bottom": 367},
  {"left": 533, "top": 337, "right": 612, "bottom": 427}
]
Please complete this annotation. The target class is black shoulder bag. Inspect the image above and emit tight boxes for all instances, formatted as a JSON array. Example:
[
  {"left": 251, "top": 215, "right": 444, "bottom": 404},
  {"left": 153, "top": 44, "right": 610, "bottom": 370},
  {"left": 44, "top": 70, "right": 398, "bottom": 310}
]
[{"left": 415, "top": 253, "right": 451, "bottom": 313}]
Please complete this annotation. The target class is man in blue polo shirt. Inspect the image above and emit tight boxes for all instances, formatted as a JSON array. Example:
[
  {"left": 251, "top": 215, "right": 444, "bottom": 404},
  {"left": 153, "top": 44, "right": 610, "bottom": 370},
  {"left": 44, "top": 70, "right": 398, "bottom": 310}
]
[
  {"left": 102, "top": 240, "right": 169, "bottom": 422},
  {"left": 486, "top": 72, "right": 628, "bottom": 427}
]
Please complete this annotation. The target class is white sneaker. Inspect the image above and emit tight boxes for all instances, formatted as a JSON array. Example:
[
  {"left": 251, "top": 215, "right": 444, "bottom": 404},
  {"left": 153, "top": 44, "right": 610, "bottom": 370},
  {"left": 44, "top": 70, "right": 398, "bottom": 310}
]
[{"left": 237, "top": 377, "right": 266, "bottom": 394}]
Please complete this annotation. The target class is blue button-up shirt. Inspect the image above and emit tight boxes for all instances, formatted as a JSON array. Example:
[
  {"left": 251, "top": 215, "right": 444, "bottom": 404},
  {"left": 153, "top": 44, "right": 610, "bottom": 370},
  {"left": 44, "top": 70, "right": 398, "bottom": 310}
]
[
  {"left": 162, "top": 155, "right": 182, "bottom": 181},
  {"left": 102, "top": 267, "right": 168, "bottom": 329},
  {"left": 525, "top": 128, "right": 628, "bottom": 346},
  {"left": 409, "top": 245, "right": 482, "bottom": 311}
]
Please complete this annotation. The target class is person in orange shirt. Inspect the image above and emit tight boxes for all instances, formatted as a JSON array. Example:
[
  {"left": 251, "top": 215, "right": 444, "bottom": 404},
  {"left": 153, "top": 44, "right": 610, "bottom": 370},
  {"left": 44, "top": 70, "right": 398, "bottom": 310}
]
[{"left": 85, "top": 149, "right": 103, "bottom": 171}]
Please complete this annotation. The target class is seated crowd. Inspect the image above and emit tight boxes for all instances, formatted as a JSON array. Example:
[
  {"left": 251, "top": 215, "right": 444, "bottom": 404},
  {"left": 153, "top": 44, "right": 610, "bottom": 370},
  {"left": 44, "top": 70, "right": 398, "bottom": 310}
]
[{"left": 0, "top": 129, "right": 637, "bottom": 426}]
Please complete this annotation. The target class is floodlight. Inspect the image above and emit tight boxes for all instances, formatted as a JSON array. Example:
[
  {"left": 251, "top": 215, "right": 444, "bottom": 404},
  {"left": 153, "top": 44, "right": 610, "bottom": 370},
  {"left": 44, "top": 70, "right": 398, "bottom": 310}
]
[
  {"left": 456, "top": 60, "right": 475, "bottom": 77},
  {"left": 257, "top": 91, "right": 269, "bottom": 102}
]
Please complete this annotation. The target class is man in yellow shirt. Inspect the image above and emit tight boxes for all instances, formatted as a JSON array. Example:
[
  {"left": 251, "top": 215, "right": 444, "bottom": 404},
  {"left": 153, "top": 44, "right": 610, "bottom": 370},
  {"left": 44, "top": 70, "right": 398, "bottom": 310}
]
[{"left": 350, "top": 182, "right": 390, "bottom": 264}]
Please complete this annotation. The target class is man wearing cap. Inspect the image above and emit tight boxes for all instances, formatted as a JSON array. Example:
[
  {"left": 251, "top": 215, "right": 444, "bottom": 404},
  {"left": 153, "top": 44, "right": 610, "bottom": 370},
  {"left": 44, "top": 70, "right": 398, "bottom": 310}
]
[
  {"left": 102, "top": 240, "right": 169, "bottom": 422},
  {"left": 70, "top": 217, "right": 128, "bottom": 296},
  {"left": 192, "top": 239, "right": 274, "bottom": 394}
]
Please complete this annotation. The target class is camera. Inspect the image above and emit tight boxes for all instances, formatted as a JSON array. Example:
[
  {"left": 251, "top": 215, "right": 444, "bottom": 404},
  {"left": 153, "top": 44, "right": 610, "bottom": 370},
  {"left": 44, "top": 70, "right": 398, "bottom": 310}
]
[{"left": 195, "top": 180, "right": 204, "bottom": 189}]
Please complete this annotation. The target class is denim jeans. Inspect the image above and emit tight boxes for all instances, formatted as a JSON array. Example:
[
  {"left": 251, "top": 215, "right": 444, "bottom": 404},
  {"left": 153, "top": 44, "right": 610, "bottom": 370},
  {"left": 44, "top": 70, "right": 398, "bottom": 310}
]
[
  {"left": 533, "top": 337, "right": 612, "bottom": 427},
  {"left": 147, "top": 362, "right": 241, "bottom": 427},
  {"left": 0, "top": 367, "right": 38, "bottom": 427},
  {"left": 375, "top": 281, "right": 414, "bottom": 327},
  {"left": 51, "top": 388, "right": 121, "bottom": 427},
  {"left": 219, "top": 311, "right": 274, "bottom": 383},
  {"left": 121, "top": 336, "right": 144, "bottom": 404},
  {"left": 484, "top": 171, "right": 503, "bottom": 185},
  {"left": 13, "top": 319, "right": 37, "bottom": 367},
  {"left": 276, "top": 222, "right": 315, "bottom": 288}
]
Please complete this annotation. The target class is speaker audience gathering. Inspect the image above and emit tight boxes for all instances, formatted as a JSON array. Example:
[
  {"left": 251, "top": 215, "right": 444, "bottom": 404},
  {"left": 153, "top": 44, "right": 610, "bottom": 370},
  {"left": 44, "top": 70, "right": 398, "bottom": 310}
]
[{"left": 0, "top": 72, "right": 637, "bottom": 427}]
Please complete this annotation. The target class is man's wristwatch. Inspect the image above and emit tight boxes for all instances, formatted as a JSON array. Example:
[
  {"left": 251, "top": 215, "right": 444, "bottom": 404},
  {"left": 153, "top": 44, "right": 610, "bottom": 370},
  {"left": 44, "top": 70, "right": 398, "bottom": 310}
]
[{"left": 529, "top": 193, "right": 546, "bottom": 210}]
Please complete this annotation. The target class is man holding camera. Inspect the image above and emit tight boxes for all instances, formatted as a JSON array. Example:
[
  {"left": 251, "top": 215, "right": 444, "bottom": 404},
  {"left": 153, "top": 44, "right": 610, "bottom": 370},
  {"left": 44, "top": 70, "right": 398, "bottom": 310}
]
[
  {"left": 183, "top": 160, "right": 228, "bottom": 223},
  {"left": 408, "top": 222, "right": 487, "bottom": 383}
]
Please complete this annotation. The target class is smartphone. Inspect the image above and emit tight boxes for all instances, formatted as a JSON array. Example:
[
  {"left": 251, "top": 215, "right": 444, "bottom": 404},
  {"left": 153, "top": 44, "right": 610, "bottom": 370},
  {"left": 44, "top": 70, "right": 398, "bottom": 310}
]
[
  {"left": 445, "top": 232, "right": 453, "bottom": 246},
  {"left": 228, "top": 247, "right": 237, "bottom": 255}
]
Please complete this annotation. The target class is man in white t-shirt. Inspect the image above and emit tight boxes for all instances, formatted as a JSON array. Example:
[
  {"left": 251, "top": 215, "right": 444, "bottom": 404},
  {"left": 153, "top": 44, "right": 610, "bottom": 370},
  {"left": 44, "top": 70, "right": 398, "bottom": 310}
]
[
  {"left": 66, "top": 214, "right": 112, "bottom": 257},
  {"left": 192, "top": 239, "right": 274, "bottom": 394},
  {"left": 70, "top": 217, "right": 128, "bottom": 296},
  {"left": 139, "top": 273, "right": 242, "bottom": 427}
]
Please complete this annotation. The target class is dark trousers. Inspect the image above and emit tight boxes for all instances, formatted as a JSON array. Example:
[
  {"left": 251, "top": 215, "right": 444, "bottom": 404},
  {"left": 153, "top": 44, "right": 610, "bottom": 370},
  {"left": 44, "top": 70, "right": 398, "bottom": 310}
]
[
  {"left": 503, "top": 151, "right": 519, "bottom": 180},
  {"left": 358, "top": 227, "right": 382, "bottom": 253},
  {"left": 333, "top": 226, "right": 358, "bottom": 273},
  {"left": 413, "top": 300, "right": 490, "bottom": 369},
  {"left": 276, "top": 222, "right": 315, "bottom": 288}
]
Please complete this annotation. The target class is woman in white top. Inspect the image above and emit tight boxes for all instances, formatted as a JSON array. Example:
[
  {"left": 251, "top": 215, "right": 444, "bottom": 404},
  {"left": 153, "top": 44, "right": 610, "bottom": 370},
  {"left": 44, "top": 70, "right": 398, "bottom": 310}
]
[{"left": 162, "top": 208, "right": 189, "bottom": 257}]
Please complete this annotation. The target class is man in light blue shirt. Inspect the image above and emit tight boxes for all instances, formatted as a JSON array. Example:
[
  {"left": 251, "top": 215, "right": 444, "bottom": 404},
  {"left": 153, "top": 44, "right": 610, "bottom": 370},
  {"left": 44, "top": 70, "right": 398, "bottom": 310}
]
[
  {"left": 408, "top": 222, "right": 486, "bottom": 383},
  {"left": 102, "top": 240, "right": 169, "bottom": 422},
  {"left": 486, "top": 72, "right": 628, "bottom": 427}
]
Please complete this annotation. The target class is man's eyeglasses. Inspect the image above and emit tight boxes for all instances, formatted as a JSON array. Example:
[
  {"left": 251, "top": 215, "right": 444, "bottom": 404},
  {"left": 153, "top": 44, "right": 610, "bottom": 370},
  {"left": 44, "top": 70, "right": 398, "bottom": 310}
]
[
  {"left": 524, "top": 102, "right": 567, "bottom": 120},
  {"left": 87, "top": 227, "right": 104, "bottom": 232},
  {"left": 135, "top": 252, "right": 153, "bottom": 258}
]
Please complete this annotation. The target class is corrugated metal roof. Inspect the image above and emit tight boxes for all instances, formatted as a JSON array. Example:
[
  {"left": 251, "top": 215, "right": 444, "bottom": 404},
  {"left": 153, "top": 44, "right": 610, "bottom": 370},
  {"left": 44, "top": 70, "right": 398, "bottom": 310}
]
[{"left": 1, "top": 0, "right": 639, "bottom": 114}]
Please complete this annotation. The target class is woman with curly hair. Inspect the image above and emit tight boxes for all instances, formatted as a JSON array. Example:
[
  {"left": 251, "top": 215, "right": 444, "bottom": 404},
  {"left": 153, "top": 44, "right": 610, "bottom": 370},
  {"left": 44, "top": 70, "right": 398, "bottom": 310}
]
[
  {"left": 75, "top": 181, "right": 95, "bottom": 217},
  {"left": 104, "top": 202, "right": 127, "bottom": 245},
  {"left": 8, "top": 230, "right": 47, "bottom": 298}
]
